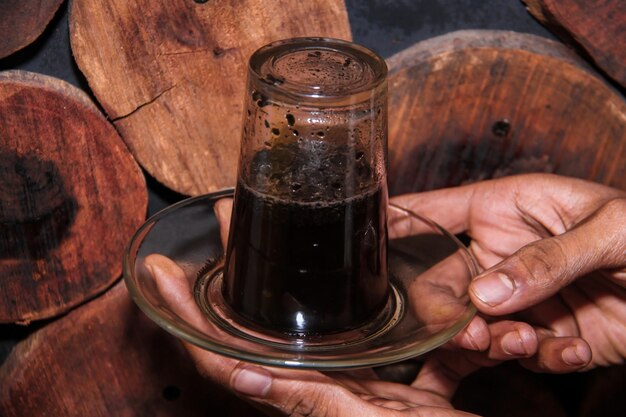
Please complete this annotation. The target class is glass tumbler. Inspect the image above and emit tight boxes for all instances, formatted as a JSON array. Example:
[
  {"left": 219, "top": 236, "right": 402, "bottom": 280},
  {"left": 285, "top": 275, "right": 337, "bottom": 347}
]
[{"left": 223, "top": 37, "right": 389, "bottom": 336}]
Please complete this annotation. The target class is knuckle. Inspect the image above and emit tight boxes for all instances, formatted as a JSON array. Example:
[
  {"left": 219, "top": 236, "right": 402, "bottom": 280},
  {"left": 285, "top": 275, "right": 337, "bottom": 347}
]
[
  {"left": 515, "top": 238, "right": 569, "bottom": 287},
  {"left": 602, "top": 197, "right": 626, "bottom": 216}
]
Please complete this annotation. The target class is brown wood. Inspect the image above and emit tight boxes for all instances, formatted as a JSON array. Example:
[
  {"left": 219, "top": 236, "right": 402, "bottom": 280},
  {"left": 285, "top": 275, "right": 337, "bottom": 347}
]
[
  {"left": 387, "top": 30, "right": 626, "bottom": 195},
  {"left": 523, "top": 0, "right": 626, "bottom": 88},
  {"left": 0, "top": 282, "right": 264, "bottom": 417},
  {"left": 69, "top": 0, "right": 351, "bottom": 196},
  {"left": 0, "top": 0, "right": 65, "bottom": 59},
  {"left": 0, "top": 70, "right": 147, "bottom": 323}
]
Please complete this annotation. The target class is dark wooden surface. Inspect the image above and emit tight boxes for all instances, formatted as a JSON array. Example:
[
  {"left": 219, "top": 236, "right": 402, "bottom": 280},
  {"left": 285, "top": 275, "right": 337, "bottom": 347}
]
[
  {"left": 524, "top": 0, "right": 626, "bottom": 89},
  {"left": 0, "top": 71, "right": 147, "bottom": 323},
  {"left": 0, "top": 0, "right": 65, "bottom": 59},
  {"left": 69, "top": 0, "right": 352, "bottom": 196},
  {"left": 387, "top": 30, "right": 626, "bottom": 195},
  {"left": 0, "top": 281, "right": 264, "bottom": 417}
]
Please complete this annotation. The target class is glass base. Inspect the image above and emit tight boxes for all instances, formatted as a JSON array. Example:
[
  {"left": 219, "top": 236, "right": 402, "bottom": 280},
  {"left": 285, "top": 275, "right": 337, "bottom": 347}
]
[
  {"left": 124, "top": 189, "right": 478, "bottom": 370},
  {"left": 196, "top": 265, "right": 404, "bottom": 348}
]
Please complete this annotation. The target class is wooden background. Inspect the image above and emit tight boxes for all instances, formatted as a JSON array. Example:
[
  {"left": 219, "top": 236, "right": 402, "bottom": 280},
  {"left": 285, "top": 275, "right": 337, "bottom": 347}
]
[{"left": 1, "top": 1, "right": 625, "bottom": 416}]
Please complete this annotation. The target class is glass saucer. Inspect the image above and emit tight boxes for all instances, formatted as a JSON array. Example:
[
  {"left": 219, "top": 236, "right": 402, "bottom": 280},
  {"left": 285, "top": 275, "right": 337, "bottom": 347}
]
[{"left": 123, "top": 189, "right": 478, "bottom": 370}]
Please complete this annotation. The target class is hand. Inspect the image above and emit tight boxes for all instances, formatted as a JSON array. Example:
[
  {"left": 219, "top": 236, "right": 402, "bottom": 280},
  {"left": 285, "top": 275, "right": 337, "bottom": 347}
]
[
  {"left": 391, "top": 173, "right": 626, "bottom": 375},
  {"left": 143, "top": 252, "right": 479, "bottom": 417},
  {"left": 141, "top": 198, "right": 490, "bottom": 416}
]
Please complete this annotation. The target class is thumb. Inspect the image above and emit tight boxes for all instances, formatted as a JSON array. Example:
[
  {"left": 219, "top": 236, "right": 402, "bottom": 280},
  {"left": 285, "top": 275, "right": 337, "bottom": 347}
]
[
  {"left": 469, "top": 198, "right": 626, "bottom": 315},
  {"left": 230, "top": 365, "right": 372, "bottom": 417},
  {"left": 230, "top": 365, "right": 481, "bottom": 417}
]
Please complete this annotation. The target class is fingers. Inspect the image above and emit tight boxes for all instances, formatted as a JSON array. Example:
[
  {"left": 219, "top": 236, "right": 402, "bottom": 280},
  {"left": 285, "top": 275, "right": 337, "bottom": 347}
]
[
  {"left": 230, "top": 365, "right": 376, "bottom": 416},
  {"left": 144, "top": 247, "right": 473, "bottom": 417},
  {"left": 483, "top": 321, "right": 590, "bottom": 373},
  {"left": 142, "top": 254, "right": 373, "bottom": 416},
  {"left": 407, "top": 251, "right": 477, "bottom": 332},
  {"left": 231, "top": 365, "right": 482, "bottom": 416},
  {"left": 519, "top": 334, "right": 592, "bottom": 373},
  {"left": 214, "top": 197, "right": 233, "bottom": 249},
  {"left": 143, "top": 253, "right": 243, "bottom": 386},
  {"left": 451, "top": 316, "right": 491, "bottom": 352},
  {"left": 144, "top": 253, "right": 210, "bottom": 331},
  {"left": 389, "top": 183, "right": 478, "bottom": 236},
  {"left": 484, "top": 320, "right": 537, "bottom": 360},
  {"left": 414, "top": 319, "right": 540, "bottom": 401},
  {"left": 451, "top": 317, "right": 590, "bottom": 374},
  {"left": 469, "top": 198, "right": 626, "bottom": 316}
]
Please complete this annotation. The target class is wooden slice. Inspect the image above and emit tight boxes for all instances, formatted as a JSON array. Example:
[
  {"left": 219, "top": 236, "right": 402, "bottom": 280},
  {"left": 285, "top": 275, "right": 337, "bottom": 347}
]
[
  {"left": 387, "top": 30, "right": 626, "bottom": 195},
  {"left": 0, "top": 70, "right": 147, "bottom": 323},
  {"left": 523, "top": 0, "right": 626, "bottom": 89},
  {"left": 0, "top": 282, "right": 264, "bottom": 417},
  {"left": 0, "top": 0, "right": 65, "bottom": 59},
  {"left": 69, "top": 0, "right": 351, "bottom": 196}
]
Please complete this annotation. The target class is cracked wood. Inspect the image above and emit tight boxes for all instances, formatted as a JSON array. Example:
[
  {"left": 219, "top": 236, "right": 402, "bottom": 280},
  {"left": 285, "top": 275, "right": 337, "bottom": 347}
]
[
  {"left": 69, "top": 0, "right": 351, "bottom": 196},
  {"left": 387, "top": 30, "right": 626, "bottom": 195}
]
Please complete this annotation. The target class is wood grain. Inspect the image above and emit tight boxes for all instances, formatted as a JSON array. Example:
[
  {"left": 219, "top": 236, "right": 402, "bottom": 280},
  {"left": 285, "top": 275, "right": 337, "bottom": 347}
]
[
  {"left": 69, "top": 0, "right": 351, "bottom": 196},
  {"left": 0, "top": 0, "right": 65, "bottom": 59},
  {"left": 523, "top": 0, "right": 626, "bottom": 88},
  {"left": 387, "top": 30, "right": 626, "bottom": 195},
  {"left": 0, "top": 282, "right": 264, "bottom": 417},
  {"left": 0, "top": 70, "right": 147, "bottom": 323}
]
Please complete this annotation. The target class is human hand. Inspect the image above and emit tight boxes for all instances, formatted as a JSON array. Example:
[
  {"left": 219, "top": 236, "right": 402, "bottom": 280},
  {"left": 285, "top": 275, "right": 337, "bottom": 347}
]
[
  {"left": 143, "top": 250, "right": 480, "bottom": 417},
  {"left": 391, "top": 173, "right": 626, "bottom": 375},
  {"left": 140, "top": 197, "right": 499, "bottom": 416}
]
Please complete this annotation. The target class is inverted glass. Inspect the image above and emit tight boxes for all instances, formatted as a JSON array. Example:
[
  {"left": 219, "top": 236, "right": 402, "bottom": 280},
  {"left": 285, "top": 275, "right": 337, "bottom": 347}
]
[{"left": 223, "top": 38, "right": 389, "bottom": 336}]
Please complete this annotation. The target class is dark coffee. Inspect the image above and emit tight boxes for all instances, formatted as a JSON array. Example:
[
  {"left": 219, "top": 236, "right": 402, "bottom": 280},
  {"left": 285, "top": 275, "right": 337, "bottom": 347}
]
[{"left": 223, "top": 144, "right": 388, "bottom": 335}]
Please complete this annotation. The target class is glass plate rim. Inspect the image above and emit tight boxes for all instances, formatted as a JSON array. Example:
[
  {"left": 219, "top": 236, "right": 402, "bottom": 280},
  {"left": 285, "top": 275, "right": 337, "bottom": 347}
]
[{"left": 123, "top": 189, "right": 479, "bottom": 370}]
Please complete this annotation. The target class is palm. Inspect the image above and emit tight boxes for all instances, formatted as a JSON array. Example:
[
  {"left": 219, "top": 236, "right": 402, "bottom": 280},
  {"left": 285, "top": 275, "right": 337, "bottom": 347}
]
[
  {"left": 145, "top": 252, "right": 479, "bottom": 417},
  {"left": 299, "top": 370, "right": 477, "bottom": 417}
]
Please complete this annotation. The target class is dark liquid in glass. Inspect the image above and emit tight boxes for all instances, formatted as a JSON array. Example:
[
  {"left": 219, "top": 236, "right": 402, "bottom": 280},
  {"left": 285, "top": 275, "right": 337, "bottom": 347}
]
[{"left": 223, "top": 143, "right": 388, "bottom": 335}]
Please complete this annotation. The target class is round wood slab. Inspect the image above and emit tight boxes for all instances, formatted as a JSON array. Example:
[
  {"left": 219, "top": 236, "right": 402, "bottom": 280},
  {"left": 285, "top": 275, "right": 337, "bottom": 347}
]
[
  {"left": 69, "top": 0, "right": 351, "bottom": 196},
  {"left": 387, "top": 30, "right": 626, "bottom": 195},
  {"left": 523, "top": 0, "right": 626, "bottom": 89},
  {"left": 0, "top": 282, "right": 264, "bottom": 417},
  {"left": 0, "top": 70, "right": 147, "bottom": 323},
  {"left": 0, "top": 0, "right": 65, "bottom": 59}
]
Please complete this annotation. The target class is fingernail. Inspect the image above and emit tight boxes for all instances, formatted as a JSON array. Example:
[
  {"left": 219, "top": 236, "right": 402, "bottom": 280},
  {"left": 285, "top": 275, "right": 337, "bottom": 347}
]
[
  {"left": 501, "top": 331, "right": 528, "bottom": 356},
  {"left": 233, "top": 366, "right": 272, "bottom": 397},
  {"left": 471, "top": 273, "right": 515, "bottom": 306},
  {"left": 462, "top": 319, "right": 488, "bottom": 351},
  {"left": 562, "top": 345, "right": 589, "bottom": 366}
]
